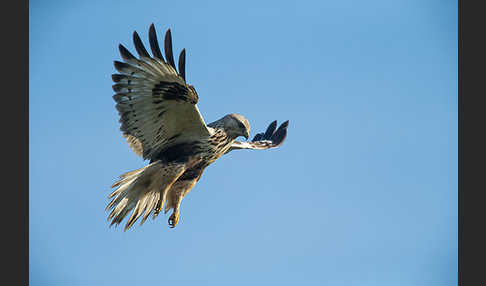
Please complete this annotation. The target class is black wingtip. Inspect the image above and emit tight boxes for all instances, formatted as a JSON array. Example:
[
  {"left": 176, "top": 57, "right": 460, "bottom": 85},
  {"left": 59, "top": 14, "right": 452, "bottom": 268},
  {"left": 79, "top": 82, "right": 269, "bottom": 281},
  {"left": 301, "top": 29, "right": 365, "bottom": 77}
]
[
  {"left": 263, "top": 120, "right": 278, "bottom": 140},
  {"left": 112, "top": 74, "right": 123, "bottom": 82},
  {"left": 118, "top": 44, "right": 136, "bottom": 61},
  {"left": 252, "top": 133, "right": 263, "bottom": 142},
  {"left": 164, "top": 29, "right": 176, "bottom": 69},
  {"left": 178, "top": 48, "right": 186, "bottom": 81},
  {"left": 112, "top": 83, "right": 123, "bottom": 92},
  {"left": 114, "top": 60, "right": 131, "bottom": 72},
  {"left": 270, "top": 120, "right": 289, "bottom": 145},
  {"left": 133, "top": 31, "right": 151, "bottom": 58},
  {"left": 148, "top": 23, "right": 164, "bottom": 61},
  {"left": 275, "top": 120, "right": 289, "bottom": 134}
]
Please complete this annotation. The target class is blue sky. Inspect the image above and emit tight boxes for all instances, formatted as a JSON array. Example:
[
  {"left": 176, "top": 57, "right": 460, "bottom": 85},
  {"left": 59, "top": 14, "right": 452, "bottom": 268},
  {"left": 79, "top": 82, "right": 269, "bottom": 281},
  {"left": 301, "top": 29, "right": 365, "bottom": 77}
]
[{"left": 30, "top": 0, "right": 457, "bottom": 285}]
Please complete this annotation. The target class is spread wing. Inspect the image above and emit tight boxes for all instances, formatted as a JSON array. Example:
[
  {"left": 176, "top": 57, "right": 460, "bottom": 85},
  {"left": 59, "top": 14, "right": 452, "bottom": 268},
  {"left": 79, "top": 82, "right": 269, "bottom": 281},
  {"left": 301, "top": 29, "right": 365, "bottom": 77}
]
[
  {"left": 227, "top": 120, "right": 289, "bottom": 152},
  {"left": 112, "top": 24, "right": 210, "bottom": 160}
]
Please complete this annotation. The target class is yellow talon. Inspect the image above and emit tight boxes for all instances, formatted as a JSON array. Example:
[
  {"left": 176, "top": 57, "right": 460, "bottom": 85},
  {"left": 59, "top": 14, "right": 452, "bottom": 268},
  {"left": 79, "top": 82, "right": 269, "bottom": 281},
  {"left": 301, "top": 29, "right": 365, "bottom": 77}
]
[{"left": 168, "top": 211, "right": 180, "bottom": 228}]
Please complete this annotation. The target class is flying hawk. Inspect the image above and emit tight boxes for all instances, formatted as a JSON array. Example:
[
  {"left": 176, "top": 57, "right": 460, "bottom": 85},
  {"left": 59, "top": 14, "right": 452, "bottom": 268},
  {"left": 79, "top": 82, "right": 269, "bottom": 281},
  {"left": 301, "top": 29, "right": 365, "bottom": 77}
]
[{"left": 107, "top": 24, "right": 289, "bottom": 230}]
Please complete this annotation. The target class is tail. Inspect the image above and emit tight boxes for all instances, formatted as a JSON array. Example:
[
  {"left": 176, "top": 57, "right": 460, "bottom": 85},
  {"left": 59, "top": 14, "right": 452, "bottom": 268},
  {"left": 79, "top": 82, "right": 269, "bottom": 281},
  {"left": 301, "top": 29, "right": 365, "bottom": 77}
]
[{"left": 106, "top": 161, "right": 187, "bottom": 231}]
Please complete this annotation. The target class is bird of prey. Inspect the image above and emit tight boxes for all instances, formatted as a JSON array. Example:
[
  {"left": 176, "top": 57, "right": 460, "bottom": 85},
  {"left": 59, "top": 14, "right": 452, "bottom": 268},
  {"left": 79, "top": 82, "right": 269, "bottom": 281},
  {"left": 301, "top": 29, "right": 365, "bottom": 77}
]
[{"left": 107, "top": 24, "right": 289, "bottom": 230}]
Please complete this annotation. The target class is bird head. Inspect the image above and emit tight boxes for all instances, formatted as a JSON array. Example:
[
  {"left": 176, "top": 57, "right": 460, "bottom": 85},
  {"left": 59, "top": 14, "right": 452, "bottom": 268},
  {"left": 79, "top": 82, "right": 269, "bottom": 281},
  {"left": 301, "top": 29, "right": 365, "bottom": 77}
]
[{"left": 222, "top": 113, "right": 251, "bottom": 140}]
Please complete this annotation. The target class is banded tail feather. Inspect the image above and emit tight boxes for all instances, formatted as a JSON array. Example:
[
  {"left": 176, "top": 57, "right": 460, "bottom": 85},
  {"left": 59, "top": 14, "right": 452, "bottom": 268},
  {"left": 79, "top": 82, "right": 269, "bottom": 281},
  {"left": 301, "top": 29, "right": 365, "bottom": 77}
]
[{"left": 106, "top": 157, "right": 201, "bottom": 231}]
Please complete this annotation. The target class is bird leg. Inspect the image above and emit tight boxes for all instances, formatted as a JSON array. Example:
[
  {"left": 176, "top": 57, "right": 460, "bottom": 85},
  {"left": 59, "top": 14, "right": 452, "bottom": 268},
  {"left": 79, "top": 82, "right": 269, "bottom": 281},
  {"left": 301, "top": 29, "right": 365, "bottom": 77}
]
[
  {"left": 166, "top": 156, "right": 202, "bottom": 228},
  {"left": 168, "top": 201, "right": 182, "bottom": 228},
  {"left": 168, "top": 183, "right": 190, "bottom": 228},
  {"left": 168, "top": 211, "right": 180, "bottom": 228},
  {"left": 167, "top": 185, "right": 184, "bottom": 228}
]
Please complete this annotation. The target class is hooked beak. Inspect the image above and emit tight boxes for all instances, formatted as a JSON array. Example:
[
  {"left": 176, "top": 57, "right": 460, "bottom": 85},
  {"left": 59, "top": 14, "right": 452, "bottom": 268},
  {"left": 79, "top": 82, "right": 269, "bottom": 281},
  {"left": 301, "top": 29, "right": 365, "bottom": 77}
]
[{"left": 243, "top": 130, "right": 250, "bottom": 140}]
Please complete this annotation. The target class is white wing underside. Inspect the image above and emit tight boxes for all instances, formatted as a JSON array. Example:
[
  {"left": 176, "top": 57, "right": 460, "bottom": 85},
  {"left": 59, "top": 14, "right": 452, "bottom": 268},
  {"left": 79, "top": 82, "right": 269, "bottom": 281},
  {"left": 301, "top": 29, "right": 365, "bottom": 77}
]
[
  {"left": 112, "top": 26, "right": 210, "bottom": 160},
  {"left": 229, "top": 140, "right": 274, "bottom": 150}
]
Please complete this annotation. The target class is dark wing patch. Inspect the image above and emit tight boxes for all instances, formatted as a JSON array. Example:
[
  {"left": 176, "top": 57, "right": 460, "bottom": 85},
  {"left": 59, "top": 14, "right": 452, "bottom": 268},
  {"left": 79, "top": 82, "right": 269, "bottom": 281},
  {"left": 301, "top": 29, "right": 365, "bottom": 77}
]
[{"left": 152, "top": 81, "right": 197, "bottom": 103}]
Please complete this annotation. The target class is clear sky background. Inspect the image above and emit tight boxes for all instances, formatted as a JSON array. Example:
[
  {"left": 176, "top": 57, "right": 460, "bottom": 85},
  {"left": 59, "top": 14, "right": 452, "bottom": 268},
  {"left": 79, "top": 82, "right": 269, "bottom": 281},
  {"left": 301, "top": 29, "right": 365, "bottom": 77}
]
[{"left": 30, "top": 0, "right": 457, "bottom": 285}]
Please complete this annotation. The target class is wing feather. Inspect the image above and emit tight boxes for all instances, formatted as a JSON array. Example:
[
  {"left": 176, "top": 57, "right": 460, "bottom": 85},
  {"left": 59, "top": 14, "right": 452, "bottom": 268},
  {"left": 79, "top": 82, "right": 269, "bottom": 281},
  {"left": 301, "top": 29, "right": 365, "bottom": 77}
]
[
  {"left": 164, "top": 29, "right": 176, "bottom": 70},
  {"left": 148, "top": 23, "right": 165, "bottom": 61},
  {"left": 113, "top": 24, "right": 209, "bottom": 160},
  {"left": 178, "top": 49, "right": 186, "bottom": 82},
  {"left": 227, "top": 120, "right": 289, "bottom": 152},
  {"left": 133, "top": 31, "right": 151, "bottom": 58},
  {"left": 262, "top": 120, "right": 277, "bottom": 139},
  {"left": 118, "top": 44, "right": 137, "bottom": 61}
]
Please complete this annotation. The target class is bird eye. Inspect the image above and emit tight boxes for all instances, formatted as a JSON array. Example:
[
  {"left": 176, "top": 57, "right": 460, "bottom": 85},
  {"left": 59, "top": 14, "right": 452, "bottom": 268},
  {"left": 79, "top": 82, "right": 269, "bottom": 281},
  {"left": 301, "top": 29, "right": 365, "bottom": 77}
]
[{"left": 237, "top": 121, "right": 246, "bottom": 130}]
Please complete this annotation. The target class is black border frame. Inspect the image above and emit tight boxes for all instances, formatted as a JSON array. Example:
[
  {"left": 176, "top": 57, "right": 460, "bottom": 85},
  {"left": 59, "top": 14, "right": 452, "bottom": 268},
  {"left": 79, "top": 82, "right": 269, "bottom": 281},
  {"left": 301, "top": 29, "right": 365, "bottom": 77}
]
[
  {"left": 5, "top": 0, "right": 29, "bottom": 285},
  {"left": 459, "top": 0, "right": 485, "bottom": 285},
  {"left": 8, "top": 0, "right": 480, "bottom": 285}
]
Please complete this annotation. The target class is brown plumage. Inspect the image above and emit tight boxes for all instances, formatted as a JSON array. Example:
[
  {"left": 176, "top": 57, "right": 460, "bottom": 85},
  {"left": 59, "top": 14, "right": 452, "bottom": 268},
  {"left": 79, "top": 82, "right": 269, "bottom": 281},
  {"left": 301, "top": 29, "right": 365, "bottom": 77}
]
[{"left": 107, "top": 24, "right": 289, "bottom": 230}]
